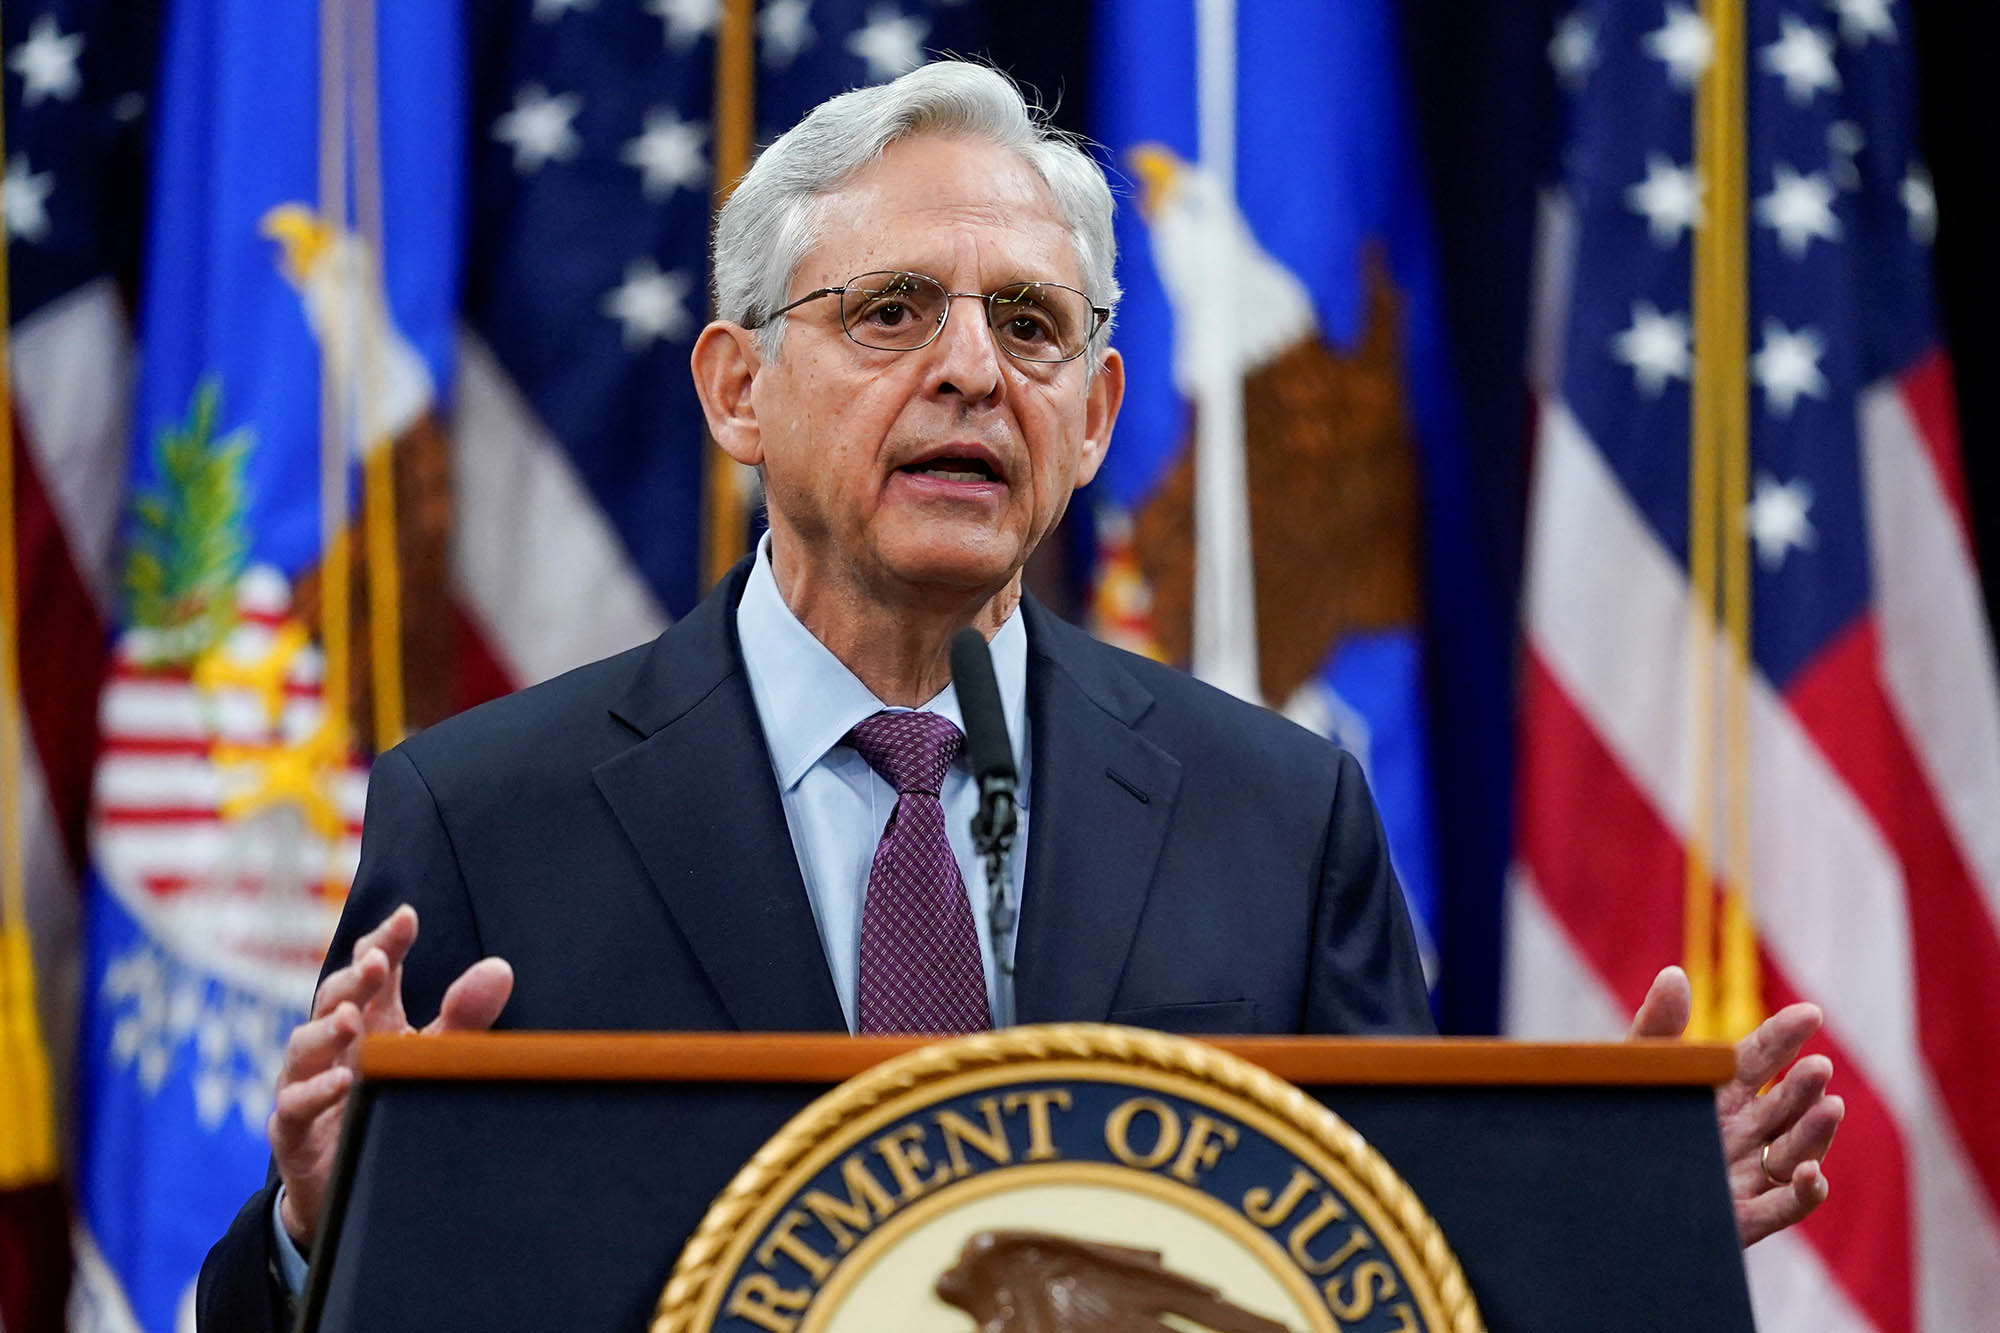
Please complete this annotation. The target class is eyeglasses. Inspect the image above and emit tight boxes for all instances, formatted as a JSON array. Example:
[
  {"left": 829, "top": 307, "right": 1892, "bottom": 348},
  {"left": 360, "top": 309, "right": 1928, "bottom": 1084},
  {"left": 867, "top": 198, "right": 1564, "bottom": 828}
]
[{"left": 748, "top": 271, "right": 1110, "bottom": 364}]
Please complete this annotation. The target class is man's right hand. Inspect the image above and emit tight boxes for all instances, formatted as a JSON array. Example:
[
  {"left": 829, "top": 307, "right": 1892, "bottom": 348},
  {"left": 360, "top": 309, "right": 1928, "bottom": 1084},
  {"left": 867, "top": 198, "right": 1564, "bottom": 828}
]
[{"left": 268, "top": 904, "right": 514, "bottom": 1250}]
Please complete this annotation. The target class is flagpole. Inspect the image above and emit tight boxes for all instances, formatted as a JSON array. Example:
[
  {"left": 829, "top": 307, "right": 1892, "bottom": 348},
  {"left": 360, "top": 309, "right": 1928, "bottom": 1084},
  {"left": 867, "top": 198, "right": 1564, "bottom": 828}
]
[
  {"left": 0, "top": 45, "right": 61, "bottom": 1187},
  {"left": 1690, "top": 0, "right": 1760, "bottom": 1038},
  {"left": 702, "top": 0, "right": 757, "bottom": 588},
  {"left": 1712, "top": 0, "right": 1761, "bottom": 1041},
  {"left": 348, "top": 0, "right": 407, "bottom": 750},
  {"left": 1189, "top": 0, "right": 1262, "bottom": 704},
  {"left": 318, "top": 0, "right": 355, "bottom": 758}
]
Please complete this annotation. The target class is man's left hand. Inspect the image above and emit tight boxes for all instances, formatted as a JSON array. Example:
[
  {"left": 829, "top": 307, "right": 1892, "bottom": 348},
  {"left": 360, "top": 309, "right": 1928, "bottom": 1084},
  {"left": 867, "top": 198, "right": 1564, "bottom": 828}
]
[{"left": 1629, "top": 965, "right": 1845, "bottom": 1247}]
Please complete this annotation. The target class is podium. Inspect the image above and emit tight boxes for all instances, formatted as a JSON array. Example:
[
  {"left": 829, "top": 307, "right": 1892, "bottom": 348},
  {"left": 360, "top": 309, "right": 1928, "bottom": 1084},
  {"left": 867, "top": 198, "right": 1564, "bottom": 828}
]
[{"left": 302, "top": 1033, "right": 1751, "bottom": 1331}]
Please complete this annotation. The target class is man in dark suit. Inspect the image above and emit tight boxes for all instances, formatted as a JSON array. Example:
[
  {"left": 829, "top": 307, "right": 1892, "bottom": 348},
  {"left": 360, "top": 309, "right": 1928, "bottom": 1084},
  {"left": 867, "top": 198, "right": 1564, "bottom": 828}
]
[{"left": 201, "top": 59, "right": 1841, "bottom": 1326}]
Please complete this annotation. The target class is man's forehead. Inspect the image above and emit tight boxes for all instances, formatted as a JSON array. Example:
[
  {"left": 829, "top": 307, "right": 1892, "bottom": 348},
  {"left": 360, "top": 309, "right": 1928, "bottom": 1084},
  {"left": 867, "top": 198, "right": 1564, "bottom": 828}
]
[
  {"left": 802, "top": 136, "right": 1086, "bottom": 288},
  {"left": 837, "top": 134, "right": 1049, "bottom": 202}
]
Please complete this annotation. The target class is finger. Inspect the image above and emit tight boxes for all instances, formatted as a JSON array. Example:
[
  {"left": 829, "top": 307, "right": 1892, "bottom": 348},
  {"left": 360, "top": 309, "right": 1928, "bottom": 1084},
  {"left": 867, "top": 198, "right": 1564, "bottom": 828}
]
[
  {"left": 1734, "top": 1002, "right": 1822, "bottom": 1090},
  {"left": 424, "top": 957, "right": 514, "bottom": 1035},
  {"left": 279, "top": 1003, "right": 361, "bottom": 1085},
  {"left": 267, "top": 1062, "right": 355, "bottom": 1152},
  {"left": 312, "top": 906, "right": 421, "bottom": 1010},
  {"left": 1627, "top": 965, "right": 1692, "bottom": 1040},
  {"left": 351, "top": 903, "right": 420, "bottom": 970},
  {"left": 348, "top": 947, "right": 409, "bottom": 1030},
  {"left": 1762, "top": 1095, "right": 1845, "bottom": 1184},
  {"left": 1738, "top": 1158, "right": 1831, "bottom": 1248},
  {"left": 310, "top": 946, "right": 393, "bottom": 1018},
  {"left": 1722, "top": 1054, "right": 1833, "bottom": 1159}
]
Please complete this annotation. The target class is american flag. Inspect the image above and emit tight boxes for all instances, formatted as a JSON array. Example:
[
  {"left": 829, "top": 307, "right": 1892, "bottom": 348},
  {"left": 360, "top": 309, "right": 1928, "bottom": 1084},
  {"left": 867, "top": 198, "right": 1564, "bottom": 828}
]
[{"left": 1510, "top": 2, "right": 2000, "bottom": 1329}]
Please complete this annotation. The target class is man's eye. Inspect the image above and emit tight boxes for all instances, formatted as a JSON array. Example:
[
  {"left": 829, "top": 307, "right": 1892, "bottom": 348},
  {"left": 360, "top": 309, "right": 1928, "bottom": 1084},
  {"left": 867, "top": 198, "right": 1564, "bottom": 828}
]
[
  {"left": 868, "top": 301, "right": 909, "bottom": 325},
  {"left": 995, "top": 300, "right": 1059, "bottom": 347}
]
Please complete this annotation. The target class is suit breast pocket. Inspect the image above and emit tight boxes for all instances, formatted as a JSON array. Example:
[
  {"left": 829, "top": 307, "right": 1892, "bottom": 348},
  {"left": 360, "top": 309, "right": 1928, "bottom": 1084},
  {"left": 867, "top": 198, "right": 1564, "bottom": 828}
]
[{"left": 1106, "top": 998, "right": 1259, "bottom": 1034}]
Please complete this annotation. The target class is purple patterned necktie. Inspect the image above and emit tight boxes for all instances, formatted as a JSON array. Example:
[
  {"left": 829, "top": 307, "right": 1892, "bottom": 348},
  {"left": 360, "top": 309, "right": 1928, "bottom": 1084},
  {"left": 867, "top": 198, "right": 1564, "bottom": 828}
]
[{"left": 846, "top": 710, "right": 990, "bottom": 1034}]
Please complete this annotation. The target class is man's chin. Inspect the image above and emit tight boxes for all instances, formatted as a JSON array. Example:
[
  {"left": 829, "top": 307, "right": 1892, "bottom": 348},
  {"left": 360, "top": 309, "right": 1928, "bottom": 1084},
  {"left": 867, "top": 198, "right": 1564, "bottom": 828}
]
[{"left": 870, "top": 537, "right": 1024, "bottom": 604}]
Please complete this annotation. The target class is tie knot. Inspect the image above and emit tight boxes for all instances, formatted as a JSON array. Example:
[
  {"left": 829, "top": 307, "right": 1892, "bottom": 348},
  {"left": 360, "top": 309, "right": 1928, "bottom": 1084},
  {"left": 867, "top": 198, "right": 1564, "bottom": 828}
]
[{"left": 845, "top": 710, "right": 963, "bottom": 795}]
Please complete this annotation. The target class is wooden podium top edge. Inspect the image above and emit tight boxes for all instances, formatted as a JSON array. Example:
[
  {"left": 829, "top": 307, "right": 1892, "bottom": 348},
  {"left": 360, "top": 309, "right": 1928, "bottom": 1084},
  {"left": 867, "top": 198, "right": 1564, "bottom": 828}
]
[{"left": 358, "top": 1032, "right": 1736, "bottom": 1088}]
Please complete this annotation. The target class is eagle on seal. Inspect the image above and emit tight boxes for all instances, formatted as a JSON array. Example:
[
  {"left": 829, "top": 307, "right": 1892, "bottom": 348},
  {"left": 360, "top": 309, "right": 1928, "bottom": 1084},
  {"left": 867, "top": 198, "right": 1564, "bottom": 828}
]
[{"left": 934, "top": 1229, "right": 1294, "bottom": 1333}]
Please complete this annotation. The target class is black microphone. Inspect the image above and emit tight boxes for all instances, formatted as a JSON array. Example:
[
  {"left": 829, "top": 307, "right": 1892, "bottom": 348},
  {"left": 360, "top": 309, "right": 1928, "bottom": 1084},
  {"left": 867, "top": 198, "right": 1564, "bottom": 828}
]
[
  {"left": 951, "top": 628, "right": 1016, "bottom": 793},
  {"left": 950, "top": 627, "right": 1020, "bottom": 1024}
]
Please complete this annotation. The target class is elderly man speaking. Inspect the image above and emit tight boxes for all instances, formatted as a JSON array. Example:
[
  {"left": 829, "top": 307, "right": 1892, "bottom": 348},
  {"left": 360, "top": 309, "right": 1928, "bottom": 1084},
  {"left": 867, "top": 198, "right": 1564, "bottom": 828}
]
[{"left": 198, "top": 60, "right": 1841, "bottom": 1325}]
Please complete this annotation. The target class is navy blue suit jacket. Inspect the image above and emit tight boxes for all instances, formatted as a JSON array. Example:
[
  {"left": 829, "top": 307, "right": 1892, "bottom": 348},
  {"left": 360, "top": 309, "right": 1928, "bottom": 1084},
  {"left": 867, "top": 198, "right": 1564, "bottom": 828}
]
[{"left": 197, "top": 560, "right": 1431, "bottom": 1326}]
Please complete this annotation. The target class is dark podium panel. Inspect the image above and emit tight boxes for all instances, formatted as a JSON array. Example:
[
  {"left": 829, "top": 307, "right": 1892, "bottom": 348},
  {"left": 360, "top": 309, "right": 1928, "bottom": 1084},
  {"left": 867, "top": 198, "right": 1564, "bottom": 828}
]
[{"left": 303, "top": 1035, "right": 1752, "bottom": 1332}]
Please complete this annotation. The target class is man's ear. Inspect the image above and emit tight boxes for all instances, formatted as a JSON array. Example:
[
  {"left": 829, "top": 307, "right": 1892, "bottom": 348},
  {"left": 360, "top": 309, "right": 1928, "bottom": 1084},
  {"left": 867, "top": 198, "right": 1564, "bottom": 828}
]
[
  {"left": 691, "top": 322, "right": 765, "bottom": 466},
  {"left": 1074, "top": 346, "right": 1125, "bottom": 489}
]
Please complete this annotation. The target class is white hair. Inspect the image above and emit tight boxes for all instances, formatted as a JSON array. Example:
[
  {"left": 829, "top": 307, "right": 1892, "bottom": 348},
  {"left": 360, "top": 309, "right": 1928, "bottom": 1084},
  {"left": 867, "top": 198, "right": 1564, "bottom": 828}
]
[{"left": 712, "top": 61, "right": 1120, "bottom": 363}]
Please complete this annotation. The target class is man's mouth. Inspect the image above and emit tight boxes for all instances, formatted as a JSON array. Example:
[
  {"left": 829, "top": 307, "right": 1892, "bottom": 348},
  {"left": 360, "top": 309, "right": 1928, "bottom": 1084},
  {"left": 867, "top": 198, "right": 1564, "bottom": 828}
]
[
  {"left": 896, "top": 444, "right": 1006, "bottom": 485},
  {"left": 899, "top": 456, "right": 1000, "bottom": 483}
]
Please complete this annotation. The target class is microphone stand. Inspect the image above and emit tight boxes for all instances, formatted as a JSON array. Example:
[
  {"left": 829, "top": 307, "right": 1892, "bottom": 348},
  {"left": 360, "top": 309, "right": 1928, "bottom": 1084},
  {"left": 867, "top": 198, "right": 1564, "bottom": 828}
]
[
  {"left": 972, "top": 774, "right": 1019, "bottom": 1028},
  {"left": 951, "top": 626, "right": 1020, "bottom": 1028}
]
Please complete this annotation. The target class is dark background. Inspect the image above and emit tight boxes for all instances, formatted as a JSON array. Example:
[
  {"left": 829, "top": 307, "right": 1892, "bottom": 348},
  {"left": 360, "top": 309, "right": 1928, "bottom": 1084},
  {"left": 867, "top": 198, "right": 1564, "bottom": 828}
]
[{"left": 982, "top": 0, "right": 1996, "bottom": 1032}]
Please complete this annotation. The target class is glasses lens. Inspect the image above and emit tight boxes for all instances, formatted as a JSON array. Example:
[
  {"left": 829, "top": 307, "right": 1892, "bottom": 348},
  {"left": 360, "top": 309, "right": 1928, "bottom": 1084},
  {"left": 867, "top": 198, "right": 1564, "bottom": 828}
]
[
  {"left": 987, "top": 282, "right": 1092, "bottom": 362},
  {"left": 840, "top": 272, "right": 947, "bottom": 350}
]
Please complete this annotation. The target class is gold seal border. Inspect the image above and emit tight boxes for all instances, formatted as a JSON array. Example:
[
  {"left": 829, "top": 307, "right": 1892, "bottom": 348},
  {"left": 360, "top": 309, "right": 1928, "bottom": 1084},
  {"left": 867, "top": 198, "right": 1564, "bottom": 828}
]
[{"left": 651, "top": 1023, "right": 1485, "bottom": 1333}]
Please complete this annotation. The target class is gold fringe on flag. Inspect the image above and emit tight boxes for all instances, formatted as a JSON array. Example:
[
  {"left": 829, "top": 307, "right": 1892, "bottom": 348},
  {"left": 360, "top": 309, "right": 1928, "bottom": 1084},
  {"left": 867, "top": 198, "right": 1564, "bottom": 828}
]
[{"left": 0, "top": 62, "right": 62, "bottom": 1189}]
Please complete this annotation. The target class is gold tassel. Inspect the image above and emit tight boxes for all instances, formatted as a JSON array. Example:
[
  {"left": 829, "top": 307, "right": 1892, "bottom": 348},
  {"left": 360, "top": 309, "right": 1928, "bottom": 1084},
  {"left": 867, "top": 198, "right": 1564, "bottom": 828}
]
[{"left": 0, "top": 929, "right": 59, "bottom": 1185}]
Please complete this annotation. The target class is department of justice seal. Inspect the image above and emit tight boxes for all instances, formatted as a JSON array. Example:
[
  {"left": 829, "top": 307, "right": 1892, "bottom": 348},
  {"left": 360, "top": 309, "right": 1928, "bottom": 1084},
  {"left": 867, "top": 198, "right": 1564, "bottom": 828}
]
[{"left": 654, "top": 1025, "right": 1482, "bottom": 1333}]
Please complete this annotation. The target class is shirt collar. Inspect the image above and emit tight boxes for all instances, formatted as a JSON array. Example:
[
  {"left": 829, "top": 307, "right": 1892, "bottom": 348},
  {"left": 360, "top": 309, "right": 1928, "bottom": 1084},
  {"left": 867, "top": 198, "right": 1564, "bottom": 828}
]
[{"left": 735, "top": 533, "right": 1030, "bottom": 797}]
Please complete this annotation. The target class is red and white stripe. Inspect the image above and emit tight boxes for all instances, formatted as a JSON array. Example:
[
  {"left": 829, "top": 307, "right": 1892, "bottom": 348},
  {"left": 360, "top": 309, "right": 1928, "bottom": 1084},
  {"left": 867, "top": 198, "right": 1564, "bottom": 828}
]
[
  {"left": 89, "top": 620, "right": 367, "bottom": 1001},
  {"left": 6, "top": 278, "right": 130, "bottom": 1146},
  {"left": 1507, "top": 379, "right": 2000, "bottom": 1329},
  {"left": 447, "top": 330, "right": 666, "bottom": 693}
]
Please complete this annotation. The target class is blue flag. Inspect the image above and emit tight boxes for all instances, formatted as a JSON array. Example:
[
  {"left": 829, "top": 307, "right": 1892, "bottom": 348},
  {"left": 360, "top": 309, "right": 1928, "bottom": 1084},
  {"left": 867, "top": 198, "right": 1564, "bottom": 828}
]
[
  {"left": 1091, "top": 1, "right": 1477, "bottom": 983},
  {"left": 74, "top": 0, "right": 461, "bottom": 1322}
]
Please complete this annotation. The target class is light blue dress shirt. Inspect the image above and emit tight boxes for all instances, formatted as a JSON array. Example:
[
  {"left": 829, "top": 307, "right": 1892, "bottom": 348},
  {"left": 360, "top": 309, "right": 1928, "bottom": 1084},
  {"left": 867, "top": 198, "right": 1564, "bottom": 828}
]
[{"left": 735, "top": 533, "right": 1032, "bottom": 1030}]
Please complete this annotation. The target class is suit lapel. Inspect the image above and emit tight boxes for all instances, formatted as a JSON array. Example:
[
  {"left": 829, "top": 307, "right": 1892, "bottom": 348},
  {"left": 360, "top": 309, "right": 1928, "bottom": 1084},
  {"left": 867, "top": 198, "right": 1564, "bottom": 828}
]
[
  {"left": 592, "top": 563, "right": 846, "bottom": 1032},
  {"left": 1013, "top": 603, "right": 1184, "bottom": 1024}
]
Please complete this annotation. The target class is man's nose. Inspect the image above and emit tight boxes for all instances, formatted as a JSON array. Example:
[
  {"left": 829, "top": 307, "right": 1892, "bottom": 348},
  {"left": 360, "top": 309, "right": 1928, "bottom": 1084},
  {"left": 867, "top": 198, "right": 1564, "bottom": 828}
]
[{"left": 926, "top": 294, "right": 1004, "bottom": 404}]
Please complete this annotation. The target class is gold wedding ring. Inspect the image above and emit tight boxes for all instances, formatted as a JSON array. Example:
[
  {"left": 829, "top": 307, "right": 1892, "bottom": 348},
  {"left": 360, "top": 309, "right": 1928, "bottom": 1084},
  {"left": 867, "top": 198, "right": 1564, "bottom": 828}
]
[{"left": 1761, "top": 1141, "right": 1786, "bottom": 1187}]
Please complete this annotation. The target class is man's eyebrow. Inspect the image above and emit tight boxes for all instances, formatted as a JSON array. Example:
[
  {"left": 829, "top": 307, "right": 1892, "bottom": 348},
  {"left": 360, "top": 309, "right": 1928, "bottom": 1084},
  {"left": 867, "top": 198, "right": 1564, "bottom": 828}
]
[{"left": 858, "top": 269, "right": 1078, "bottom": 291}]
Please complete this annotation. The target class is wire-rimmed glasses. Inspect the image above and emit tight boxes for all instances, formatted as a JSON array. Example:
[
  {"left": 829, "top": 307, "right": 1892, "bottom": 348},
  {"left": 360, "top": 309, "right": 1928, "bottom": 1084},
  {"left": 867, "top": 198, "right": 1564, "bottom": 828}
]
[{"left": 749, "top": 271, "right": 1109, "bottom": 364}]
